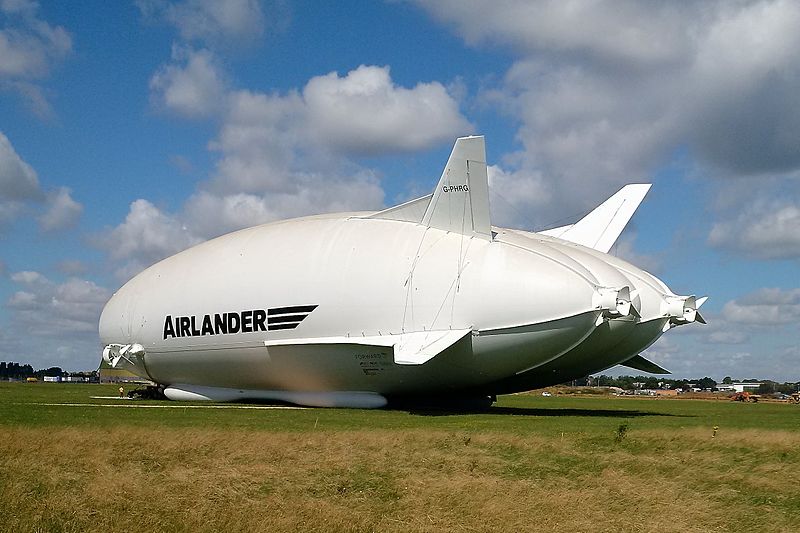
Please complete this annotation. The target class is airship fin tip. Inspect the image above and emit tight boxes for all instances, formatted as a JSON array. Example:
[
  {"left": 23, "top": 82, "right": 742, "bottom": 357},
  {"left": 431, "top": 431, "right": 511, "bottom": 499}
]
[
  {"left": 619, "top": 353, "right": 671, "bottom": 374},
  {"left": 540, "top": 183, "right": 652, "bottom": 252}
]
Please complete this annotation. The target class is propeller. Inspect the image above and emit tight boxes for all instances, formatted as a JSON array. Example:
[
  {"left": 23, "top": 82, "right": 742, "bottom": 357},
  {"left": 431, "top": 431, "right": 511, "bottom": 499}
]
[
  {"left": 661, "top": 295, "right": 708, "bottom": 331},
  {"left": 102, "top": 343, "right": 146, "bottom": 369},
  {"left": 594, "top": 286, "right": 638, "bottom": 325}
]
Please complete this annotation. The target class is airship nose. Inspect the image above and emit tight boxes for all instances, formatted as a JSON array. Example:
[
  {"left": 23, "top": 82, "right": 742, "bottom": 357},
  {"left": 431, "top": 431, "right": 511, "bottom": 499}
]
[
  {"left": 98, "top": 281, "right": 138, "bottom": 347},
  {"left": 99, "top": 292, "right": 125, "bottom": 344}
]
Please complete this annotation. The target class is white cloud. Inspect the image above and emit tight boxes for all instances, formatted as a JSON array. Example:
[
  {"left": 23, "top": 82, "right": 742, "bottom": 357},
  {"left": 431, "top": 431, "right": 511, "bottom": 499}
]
[
  {"left": 207, "top": 88, "right": 306, "bottom": 193},
  {"left": 8, "top": 289, "right": 36, "bottom": 307},
  {"left": 167, "top": 0, "right": 264, "bottom": 44},
  {"left": 3, "top": 79, "right": 53, "bottom": 118},
  {"left": 647, "top": 323, "right": 798, "bottom": 381},
  {"left": 690, "top": 312, "right": 751, "bottom": 345},
  {"left": 486, "top": 163, "right": 549, "bottom": 228},
  {"left": 181, "top": 65, "right": 469, "bottom": 236},
  {"left": 98, "top": 199, "right": 199, "bottom": 279},
  {"left": 0, "top": 131, "right": 86, "bottom": 233},
  {"left": 610, "top": 233, "right": 663, "bottom": 275},
  {"left": 138, "top": 0, "right": 266, "bottom": 46},
  {"left": 707, "top": 330, "right": 749, "bottom": 345},
  {"left": 0, "top": 130, "right": 41, "bottom": 227},
  {"left": 708, "top": 198, "right": 800, "bottom": 260},
  {"left": 0, "top": 2, "right": 71, "bottom": 77},
  {"left": 303, "top": 65, "right": 473, "bottom": 155},
  {"left": 722, "top": 287, "right": 800, "bottom": 325},
  {"left": 639, "top": 336, "right": 681, "bottom": 371},
  {"left": 55, "top": 259, "right": 87, "bottom": 275},
  {"left": 1, "top": 1, "right": 38, "bottom": 16},
  {"left": 3, "top": 270, "right": 110, "bottom": 370},
  {"left": 0, "top": 130, "right": 40, "bottom": 200},
  {"left": 418, "top": 0, "right": 697, "bottom": 68},
  {"left": 149, "top": 46, "right": 227, "bottom": 118},
  {"left": 7, "top": 270, "right": 109, "bottom": 333},
  {"left": 184, "top": 66, "right": 470, "bottom": 235},
  {"left": 687, "top": 1, "right": 800, "bottom": 175},
  {"left": 184, "top": 178, "right": 384, "bottom": 238},
  {"left": 208, "top": 65, "right": 472, "bottom": 166},
  {"left": 10, "top": 269, "right": 48, "bottom": 285},
  {"left": 38, "top": 186, "right": 82, "bottom": 231},
  {"left": 0, "top": 0, "right": 72, "bottom": 113},
  {"left": 169, "top": 154, "right": 193, "bottom": 174}
]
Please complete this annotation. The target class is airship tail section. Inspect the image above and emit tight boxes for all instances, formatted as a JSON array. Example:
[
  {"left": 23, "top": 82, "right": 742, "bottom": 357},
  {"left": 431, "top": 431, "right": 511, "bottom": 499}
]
[
  {"left": 540, "top": 184, "right": 651, "bottom": 252},
  {"left": 421, "top": 135, "right": 492, "bottom": 239},
  {"left": 367, "top": 136, "right": 491, "bottom": 238},
  {"left": 366, "top": 135, "right": 491, "bottom": 238}
]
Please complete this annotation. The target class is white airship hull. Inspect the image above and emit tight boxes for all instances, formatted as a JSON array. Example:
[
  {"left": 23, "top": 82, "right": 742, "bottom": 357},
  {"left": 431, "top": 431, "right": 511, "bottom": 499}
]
[{"left": 99, "top": 136, "right": 705, "bottom": 407}]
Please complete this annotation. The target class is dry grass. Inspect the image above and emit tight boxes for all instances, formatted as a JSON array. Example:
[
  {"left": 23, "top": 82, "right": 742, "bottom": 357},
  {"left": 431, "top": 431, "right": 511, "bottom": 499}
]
[{"left": 2, "top": 425, "right": 798, "bottom": 533}]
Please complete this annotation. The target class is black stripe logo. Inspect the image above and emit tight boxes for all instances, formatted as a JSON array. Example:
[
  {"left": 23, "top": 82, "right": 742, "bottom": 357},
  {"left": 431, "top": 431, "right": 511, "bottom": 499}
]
[
  {"left": 163, "top": 304, "right": 318, "bottom": 339},
  {"left": 267, "top": 305, "right": 318, "bottom": 331}
]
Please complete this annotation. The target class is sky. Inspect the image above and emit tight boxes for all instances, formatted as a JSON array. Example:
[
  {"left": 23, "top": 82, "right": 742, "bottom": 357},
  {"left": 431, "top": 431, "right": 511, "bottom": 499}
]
[{"left": 0, "top": 0, "right": 798, "bottom": 381}]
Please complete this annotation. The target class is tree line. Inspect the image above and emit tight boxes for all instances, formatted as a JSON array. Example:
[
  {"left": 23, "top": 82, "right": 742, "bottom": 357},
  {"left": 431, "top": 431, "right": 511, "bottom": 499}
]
[
  {"left": 0, "top": 362, "right": 97, "bottom": 380},
  {"left": 588, "top": 374, "right": 799, "bottom": 394}
]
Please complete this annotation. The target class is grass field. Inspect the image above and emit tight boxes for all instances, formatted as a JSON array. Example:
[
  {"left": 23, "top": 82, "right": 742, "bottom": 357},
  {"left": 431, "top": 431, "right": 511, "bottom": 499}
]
[{"left": 1, "top": 383, "right": 799, "bottom": 532}]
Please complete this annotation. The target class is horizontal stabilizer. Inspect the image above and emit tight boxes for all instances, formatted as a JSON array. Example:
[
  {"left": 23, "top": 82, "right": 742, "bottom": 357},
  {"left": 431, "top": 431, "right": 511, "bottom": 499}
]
[
  {"left": 540, "top": 184, "right": 651, "bottom": 252},
  {"left": 393, "top": 329, "right": 472, "bottom": 365},
  {"left": 264, "top": 329, "right": 472, "bottom": 366},
  {"left": 619, "top": 354, "right": 670, "bottom": 374}
]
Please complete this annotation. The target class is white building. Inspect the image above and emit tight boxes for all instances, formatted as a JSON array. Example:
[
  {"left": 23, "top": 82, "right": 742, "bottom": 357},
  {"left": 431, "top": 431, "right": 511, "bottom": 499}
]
[{"left": 717, "top": 383, "right": 762, "bottom": 393}]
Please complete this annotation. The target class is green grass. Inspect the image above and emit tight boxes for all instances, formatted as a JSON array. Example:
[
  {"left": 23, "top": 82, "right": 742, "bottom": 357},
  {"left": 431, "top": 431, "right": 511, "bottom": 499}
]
[
  {"left": 1, "top": 382, "right": 799, "bottom": 532},
  {"left": 1, "top": 381, "right": 796, "bottom": 434}
]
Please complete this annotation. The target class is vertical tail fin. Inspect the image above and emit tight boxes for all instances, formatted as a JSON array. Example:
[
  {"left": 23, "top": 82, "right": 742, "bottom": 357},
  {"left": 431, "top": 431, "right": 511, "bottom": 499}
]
[
  {"left": 421, "top": 136, "right": 492, "bottom": 239},
  {"left": 539, "top": 184, "right": 651, "bottom": 252}
]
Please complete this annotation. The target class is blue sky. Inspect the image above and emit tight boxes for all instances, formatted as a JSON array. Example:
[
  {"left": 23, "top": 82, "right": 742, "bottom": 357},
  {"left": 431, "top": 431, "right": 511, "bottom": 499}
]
[{"left": 1, "top": 0, "right": 798, "bottom": 380}]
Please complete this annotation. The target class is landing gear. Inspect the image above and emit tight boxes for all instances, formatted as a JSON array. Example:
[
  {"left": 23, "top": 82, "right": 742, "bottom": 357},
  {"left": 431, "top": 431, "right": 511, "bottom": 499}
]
[{"left": 127, "top": 385, "right": 166, "bottom": 400}]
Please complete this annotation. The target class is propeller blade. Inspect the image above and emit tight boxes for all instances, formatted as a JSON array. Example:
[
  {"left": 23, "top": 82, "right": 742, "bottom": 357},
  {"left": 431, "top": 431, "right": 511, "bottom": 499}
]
[{"left": 695, "top": 311, "right": 707, "bottom": 325}]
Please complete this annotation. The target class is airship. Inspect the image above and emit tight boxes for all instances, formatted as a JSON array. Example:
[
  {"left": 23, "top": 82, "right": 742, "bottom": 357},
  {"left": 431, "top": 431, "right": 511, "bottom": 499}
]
[{"left": 100, "top": 136, "right": 706, "bottom": 408}]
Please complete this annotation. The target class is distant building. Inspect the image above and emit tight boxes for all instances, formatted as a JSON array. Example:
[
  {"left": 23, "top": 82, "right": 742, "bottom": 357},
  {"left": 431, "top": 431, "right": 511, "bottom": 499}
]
[
  {"left": 717, "top": 382, "right": 762, "bottom": 393},
  {"left": 61, "top": 376, "right": 90, "bottom": 382}
]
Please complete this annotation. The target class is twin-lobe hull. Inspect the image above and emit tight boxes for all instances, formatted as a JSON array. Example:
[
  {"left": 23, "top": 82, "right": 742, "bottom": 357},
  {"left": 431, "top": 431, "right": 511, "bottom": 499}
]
[{"left": 99, "top": 136, "right": 703, "bottom": 407}]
